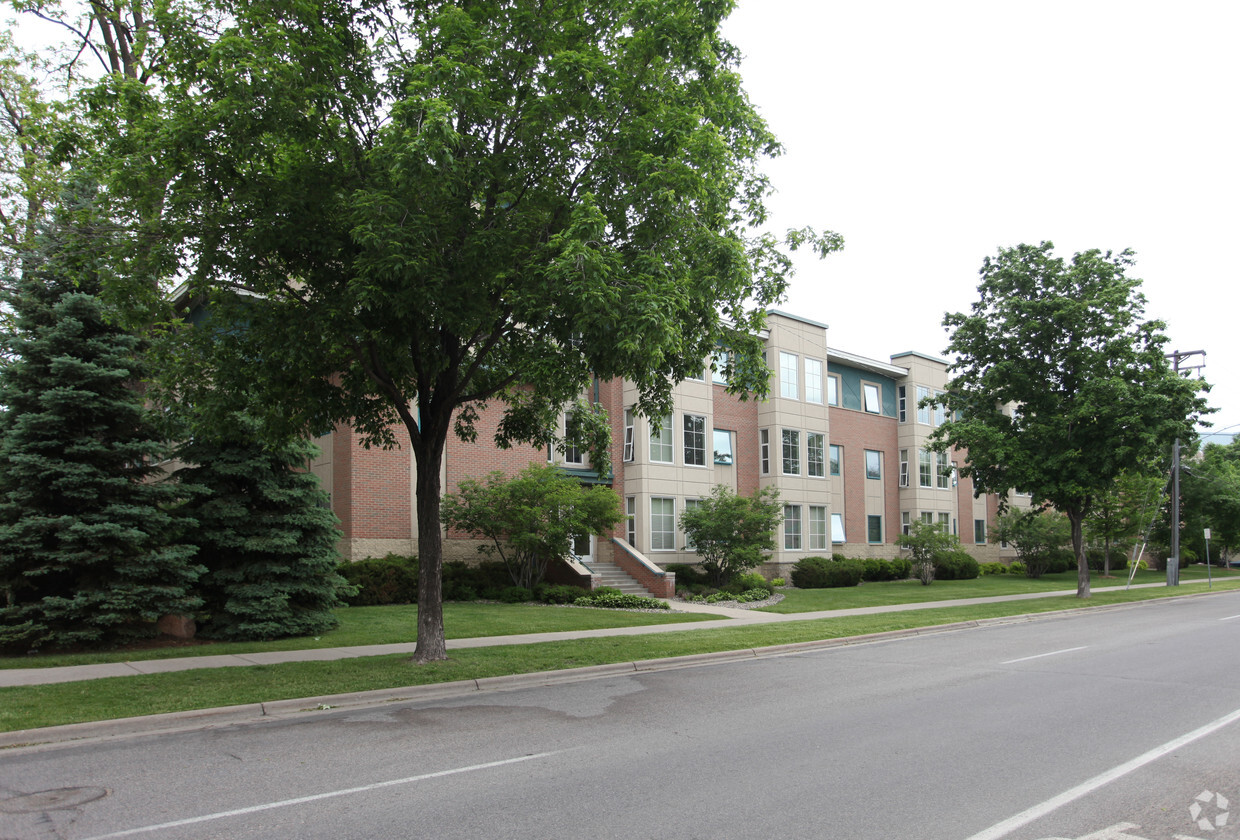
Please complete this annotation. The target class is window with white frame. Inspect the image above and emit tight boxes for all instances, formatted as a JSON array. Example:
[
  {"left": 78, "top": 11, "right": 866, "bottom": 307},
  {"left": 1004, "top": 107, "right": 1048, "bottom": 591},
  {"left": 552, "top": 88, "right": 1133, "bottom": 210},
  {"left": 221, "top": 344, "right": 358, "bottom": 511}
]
[
  {"left": 807, "top": 432, "right": 825, "bottom": 477},
  {"left": 626, "top": 496, "right": 636, "bottom": 545},
  {"left": 867, "top": 515, "right": 883, "bottom": 543},
  {"left": 683, "top": 498, "right": 701, "bottom": 549},
  {"left": 863, "top": 382, "right": 881, "bottom": 414},
  {"left": 921, "top": 511, "right": 934, "bottom": 525},
  {"left": 899, "top": 449, "right": 909, "bottom": 487},
  {"left": 809, "top": 505, "right": 827, "bottom": 550},
  {"left": 782, "top": 429, "right": 801, "bottom": 475},
  {"left": 713, "top": 429, "right": 733, "bottom": 465},
  {"left": 865, "top": 449, "right": 881, "bottom": 480},
  {"left": 711, "top": 350, "right": 730, "bottom": 385},
  {"left": 684, "top": 414, "right": 706, "bottom": 467},
  {"left": 650, "top": 497, "right": 676, "bottom": 550},
  {"left": 829, "top": 444, "right": 842, "bottom": 477},
  {"left": 780, "top": 352, "right": 798, "bottom": 399},
  {"left": 939, "top": 513, "right": 951, "bottom": 534},
  {"left": 805, "top": 358, "right": 823, "bottom": 404},
  {"left": 831, "top": 512, "right": 846, "bottom": 543},
  {"left": 827, "top": 374, "right": 839, "bottom": 406},
  {"left": 898, "top": 385, "right": 907, "bottom": 422},
  {"left": 934, "top": 390, "right": 947, "bottom": 426},
  {"left": 564, "top": 413, "right": 584, "bottom": 465},
  {"left": 650, "top": 415, "right": 673, "bottom": 463},
  {"left": 623, "top": 409, "right": 635, "bottom": 462},
  {"left": 917, "top": 385, "right": 931, "bottom": 424},
  {"left": 759, "top": 429, "right": 770, "bottom": 475},
  {"left": 784, "top": 504, "right": 802, "bottom": 550},
  {"left": 902, "top": 511, "right": 911, "bottom": 536},
  {"left": 919, "top": 449, "right": 933, "bottom": 487},
  {"left": 936, "top": 451, "right": 950, "bottom": 489}
]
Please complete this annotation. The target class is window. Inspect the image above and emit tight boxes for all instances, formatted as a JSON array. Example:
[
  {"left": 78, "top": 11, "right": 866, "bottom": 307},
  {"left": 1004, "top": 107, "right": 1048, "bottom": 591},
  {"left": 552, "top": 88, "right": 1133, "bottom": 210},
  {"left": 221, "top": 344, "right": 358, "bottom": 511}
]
[
  {"left": 865, "top": 449, "right": 881, "bottom": 480},
  {"left": 919, "top": 449, "right": 933, "bottom": 488},
  {"left": 921, "top": 511, "right": 934, "bottom": 525},
  {"left": 809, "top": 506, "right": 828, "bottom": 550},
  {"left": 827, "top": 374, "right": 839, "bottom": 406},
  {"left": 686, "top": 365, "right": 705, "bottom": 382},
  {"left": 831, "top": 513, "right": 846, "bottom": 543},
  {"left": 936, "top": 451, "right": 950, "bottom": 489},
  {"left": 684, "top": 414, "right": 706, "bottom": 466},
  {"left": 974, "top": 519, "right": 986, "bottom": 544},
  {"left": 805, "top": 358, "right": 823, "bottom": 404},
  {"left": 807, "top": 432, "right": 825, "bottom": 477},
  {"left": 626, "top": 496, "right": 636, "bottom": 545},
  {"left": 650, "top": 415, "right": 673, "bottom": 463},
  {"left": 938, "top": 512, "right": 951, "bottom": 531},
  {"left": 623, "top": 409, "right": 634, "bottom": 462},
  {"left": 564, "top": 414, "right": 583, "bottom": 465},
  {"left": 780, "top": 352, "right": 798, "bottom": 399},
  {"left": 760, "top": 429, "right": 770, "bottom": 475},
  {"left": 902, "top": 511, "right": 911, "bottom": 536},
  {"left": 898, "top": 385, "right": 907, "bottom": 422},
  {"left": 713, "top": 429, "right": 733, "bottom": 465},
  {"left": 863, "top": 382, "right": 881, "bottom": 414},
  {"left": 711, "top": 350, "right": 729, "bottom": 385},
  {"left": 867, "top": 515, "right": 883, "bottom": 544},
  {"left": 917, "top": 385, "right": 931, "bottom": 425},
  {"left": 899, "top": 449, "right": 909, "bottom": 487},
  {"left": 683, "top": 499, "right": 701, "bottom": 549},
  {"left": 934, "top": 391, "right": 947, "bottom": 426},
  {"left": 782, "top": 429, "right": 800, "bottom": 475},
  {"left": 784, "top": 505, "right": 802, "bottom": 550},
  {"left": 829, "top": 444, "right": 842, "bottom": 477},
  {"left": 650, "top": 498, "right": 675, "bottom": 550}
]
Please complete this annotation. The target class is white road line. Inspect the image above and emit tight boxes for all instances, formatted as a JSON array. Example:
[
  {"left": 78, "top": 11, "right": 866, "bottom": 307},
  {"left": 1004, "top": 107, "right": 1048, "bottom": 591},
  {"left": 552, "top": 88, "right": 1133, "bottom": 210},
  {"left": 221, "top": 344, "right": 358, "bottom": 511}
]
[
  {"left": 1219, "top": 614, "right": 1240, "bottom": 621},
  {"left": 1001, "top": 646, "right": 1088, "bottom": 665},
  {"left": 79, "top": 751, "right": 563, "bottom": 840},
  {"left": 961, "top": 706, "right": 1240, "bottom": 840}
]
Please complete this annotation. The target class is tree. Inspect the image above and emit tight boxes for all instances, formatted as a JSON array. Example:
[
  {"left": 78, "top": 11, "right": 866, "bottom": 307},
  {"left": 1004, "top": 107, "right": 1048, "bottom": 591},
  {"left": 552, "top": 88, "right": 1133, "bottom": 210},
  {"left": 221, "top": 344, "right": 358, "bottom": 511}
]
[
  {"left": 896, "top": 520, "right": 958, "bottom": 585},
  {"left": 442, "top": 463, "right": 623, "bottom": 591},
  {"left": 931, "top": 242, "right": 1210, "bottom": 597},
  {"left": 110, "top": 0, "right": 838, "bottom": 661},
  {"left": 0, "top": 182, "right": 201, "bottom": 650},
  {"left": 1085, "top": 468, "right": 1165, "bottom": 576},
  {"left": 173, "top": 412, "right": 350, "bottom": 640},
  {"left": 993, "top": 508, "right": 1071, "bottom": 579},
  {"left": 679, "top": 485, "right": 782, "bottom": 585},
  {"left": 1179, "top": 436, "right": 1240, "bottom": 564}
]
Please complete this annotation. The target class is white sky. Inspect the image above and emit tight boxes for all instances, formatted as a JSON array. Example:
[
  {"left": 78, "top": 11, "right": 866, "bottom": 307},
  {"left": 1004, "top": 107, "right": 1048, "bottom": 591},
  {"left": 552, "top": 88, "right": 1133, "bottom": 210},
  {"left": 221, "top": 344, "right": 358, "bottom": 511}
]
[{"left": 723, "top": 0, "right": 1238, "bottom": 444}]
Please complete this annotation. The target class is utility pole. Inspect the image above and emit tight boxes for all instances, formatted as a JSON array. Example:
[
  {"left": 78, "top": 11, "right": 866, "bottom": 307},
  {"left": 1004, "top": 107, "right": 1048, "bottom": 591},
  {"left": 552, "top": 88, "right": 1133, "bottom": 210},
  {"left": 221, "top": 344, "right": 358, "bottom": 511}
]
[{"left": 1166, "top": 349, "right": 1206, "bottom": 586}]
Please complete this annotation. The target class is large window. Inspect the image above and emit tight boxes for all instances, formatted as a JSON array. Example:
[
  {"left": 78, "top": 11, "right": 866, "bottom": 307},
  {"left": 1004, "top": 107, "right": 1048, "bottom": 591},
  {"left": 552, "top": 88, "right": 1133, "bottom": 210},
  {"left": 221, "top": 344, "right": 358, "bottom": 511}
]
[
  {"left": 623, "top": 409, "right": 634, "bottom": 462},
  {"left": 782, "top": 429, "right": 801, "bottom": 475},
  {"left": 974, "top": 519, "right": 987, "bottom": 544},
  {"left": 902, "top": 511, "right": 911, "bottom": 536},
  {"left": 919, "top": 449, "right": 933, "bottom": 488},
  {"left": 564, "top": 413, "right": 584, "bottom": 465},
  {"left": 805, "top": 358, "right": 823, "bottom": 404},
  {"left": 899, "top": 449, "right": 909, "bottom": 487},
  {"left": 917, "top": 385, "right": 931, "bottom": 424},
  {"left": 780, "top": 352, "right": 798, "bottom": 399},
  {"left": 626, "top": 496, "right": 636, "bottom": 545},
  {"left": 831, "top": 512, "right": 846, "bottom": 543},
  {"left": 650, "top": 498, "right": 676, "bottom": 550},
  {"left": 683, "top": 499, "right": 701, "bottom": 549},
  {"left": 784, "top": 504, "right": 802, "bottom": 550},
  {"left": 827, "top": 374, "right": 839, "bottom": 406},
  {"left": 936, "top": 451, "right": 951, "bottom": 489},
  {"left": 684, "top": 414, "right": 706, "bottom": 467},
  {"left": 867, "top": 515, "right": 883, "bottom": 544},
  {"left": 807, "top": 432, "right": 825, "bottom": 478},
  {"left": 863, "top": 383, "right": 881, "bottom": 414},
  {"left": 898, "top": 385, "right": 907, "bottom": 422},
  {"left": 760, "top": 429, "right": 770, "bottom": 475},
  {"left": 711, "top": 350, "right": 730, "bottom": 385},
  {"left": 713, "top": 429, "right": 733, "bottom": 465},
  {"left": 829, "top": 444, "right": 842, "bottom": 477},
  {"left": 650, "top": 415, "right": 673, "bottom": 463},
  {"left": 934, "top": 390, "right": 947, "bottom": 426},
  {"left": 809, "top": 506, "right": 828, "bottom": 550},
  {"left": 939, "top": 512, "right": 951, "bottom": 532},
  {"left": 865, "top": 449, "right": 882, "bottom": 480}
]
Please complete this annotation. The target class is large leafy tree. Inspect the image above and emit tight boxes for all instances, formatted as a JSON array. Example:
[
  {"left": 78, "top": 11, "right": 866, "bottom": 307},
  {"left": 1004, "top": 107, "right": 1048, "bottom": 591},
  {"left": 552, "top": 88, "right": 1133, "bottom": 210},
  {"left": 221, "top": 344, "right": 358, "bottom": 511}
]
[
  {"left": 1085, "top": 467, "right": 1166, "bottom": 576},
  {"left": 99, "top": 0, "right": 839, "bottom": 661},
  {"left": 931, "top": 242, "right": 1209, "bottom": 598},
  {"left": 679, "top": 484, "right": 781, "bottom": 585},
  {"left": 1178, "top": 436, "right": 1240, "bottom": 564}
]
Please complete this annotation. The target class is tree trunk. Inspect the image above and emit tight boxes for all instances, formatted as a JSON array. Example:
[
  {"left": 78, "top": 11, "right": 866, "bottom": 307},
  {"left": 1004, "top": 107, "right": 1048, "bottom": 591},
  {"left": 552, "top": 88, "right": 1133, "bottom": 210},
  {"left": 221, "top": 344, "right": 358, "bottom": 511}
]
[
  {"left": 1103, "top": 536, "right": 1111, "bottom": 577},
  {"left": 411, "top": 422, "right": 449, "bottom": 663},
  {"left": 1070, "top": 510, "right": 1090, "bottom": 598}
]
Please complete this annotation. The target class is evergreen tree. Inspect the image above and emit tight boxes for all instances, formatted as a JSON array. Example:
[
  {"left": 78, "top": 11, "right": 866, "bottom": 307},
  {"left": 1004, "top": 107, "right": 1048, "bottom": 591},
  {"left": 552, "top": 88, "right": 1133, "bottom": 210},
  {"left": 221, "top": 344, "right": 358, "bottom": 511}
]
[
  {"left": 0, "top": 186, "right": 201, "bottom": 650},
  {"left": 174, "top": 413, "right": 348, "bottom": 640}
]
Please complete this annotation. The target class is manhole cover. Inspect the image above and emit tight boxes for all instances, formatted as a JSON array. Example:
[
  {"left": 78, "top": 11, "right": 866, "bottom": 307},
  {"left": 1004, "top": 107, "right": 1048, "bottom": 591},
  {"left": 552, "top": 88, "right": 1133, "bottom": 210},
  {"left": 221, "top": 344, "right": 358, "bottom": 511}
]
[{"left": 0, "top": 787, "right": 108, "bottom": 813}]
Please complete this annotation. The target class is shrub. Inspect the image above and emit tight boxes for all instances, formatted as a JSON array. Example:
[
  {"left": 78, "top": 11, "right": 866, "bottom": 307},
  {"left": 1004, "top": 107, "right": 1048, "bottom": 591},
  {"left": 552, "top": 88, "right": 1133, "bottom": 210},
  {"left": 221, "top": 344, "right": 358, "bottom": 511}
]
[
  {"left": 979, "top": 562, "right": 1007, "bottom": 576},
  {"left": 1007, "top": 561, "right": 1026, "bottom": 575},
  {"left": 574, "top": 591, "right": 670, "bottom": 610},
  {"left": 729, "top": 571, "right": 774, "bottom": 595},
  {"left": 337, "top": 554, "right": 419, "bottom": 606},
  {"left": 536, "top": 584, "right": 588, "bottom": 605},
  {"left": 934, "top": 549, "right": 980, "bottom": 581},
  {"left": 498, "top": 586, "right": 535, "bottom": 603},
  {"left": 790, "top": 556, "right": 863, "bottom": 589},
  {"left": 888, "top": 557, "right": 912, "bottom": 580},
  {"left": 862, "top": 557, "right": 907, "bottom": 582},
  {"left": 665, "top": 563, "right": 710, "bottom": 587},
  {"left": 771, "top": 577, "right": 786, "bottom": 587}
]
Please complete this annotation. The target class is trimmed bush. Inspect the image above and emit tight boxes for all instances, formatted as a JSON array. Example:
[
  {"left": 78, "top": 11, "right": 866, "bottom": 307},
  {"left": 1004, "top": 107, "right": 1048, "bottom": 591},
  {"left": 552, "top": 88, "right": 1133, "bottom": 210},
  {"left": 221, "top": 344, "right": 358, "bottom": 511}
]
[
  {"left": 791, "top": 556, "right": 864, "bottom": 589},
  {"left": 934, "top": 550, "right": 980, "bottom": 581},
  {"left": 337, "top": 554, "right": 419, "bottom": 606},
  {"left": 979, "top": 562, "right": 1007, "bottom": 576},
  {"left": 574, "top": 591, "right": 670, "bottom": 610},
  {"left": 498, "top": 586, "right": 535, "bottom": 603},
  {"left": 665, "top": 563, "right": 710, "bottom": 587},
  {"left": 536, "top": 584, "right": 588, "bottom": 605},
  {"left": 888, "top": 557, "right": 912, "bottom": 580},
  {"left": 728, "top": 571, "right": 774, "bottom": 595},
  {"left": 862, "top": 557, "right": 909, "bottom": 582}
]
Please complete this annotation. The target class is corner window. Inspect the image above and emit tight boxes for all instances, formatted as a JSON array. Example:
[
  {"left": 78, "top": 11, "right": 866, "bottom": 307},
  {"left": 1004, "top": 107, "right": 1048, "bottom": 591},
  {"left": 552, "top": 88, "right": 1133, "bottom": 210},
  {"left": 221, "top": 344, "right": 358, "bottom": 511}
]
[
  {"left": 919, "top": 449, "right": 933, "bottom": 488},
  {"left": 863, "top": 383, "right": 881, "bottom": 414},
  {"left": 898, "top": 385, "right": 907, "bottom": 423},
  {"left": 713, "top": 429, "right": 733, "bottom": 465},
  {"left": 684, "top": 414, "right": 706, "bottom": 467},
  {"left": 865, "top": 449, "right": 881, "bottom": 480},
  {"left": 759, "top": 429, "right": 770, "bottom": 475},
  {"left": 899, "top": 449, "right": 909, "bottom": 488},
  {"left": 782, "top": 429, "right": 801, "bottom": 475},
  {"left": 780, "top": 352, "right": 798, "bottom": 399},
  {"left": 807, "top": 432, "right": 825, "bottom": 478},
  {"left": 626, "top": 496, "right": 636, "bottom": 545},
  {"left": 936, "top": 451, "right": 950, "bottom": 489},
  {"left": 805, "top": 358, "right": 823, "bottom": 404},
  {"left": 917, "top": 385, "right": 931, "bottom": 425},
  {"left": 623, "top": 409, "right": 634, "bottom": 462},
  {"left": 650, "top": 415, "right": 673, "bottom": 463}
]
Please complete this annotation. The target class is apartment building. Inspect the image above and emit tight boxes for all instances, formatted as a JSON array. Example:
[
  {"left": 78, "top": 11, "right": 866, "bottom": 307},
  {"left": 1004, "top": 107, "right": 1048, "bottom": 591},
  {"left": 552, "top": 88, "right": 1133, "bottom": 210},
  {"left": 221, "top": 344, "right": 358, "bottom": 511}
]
[{"left": 312, "top": 310, "right": 1019, "bottom": 584}]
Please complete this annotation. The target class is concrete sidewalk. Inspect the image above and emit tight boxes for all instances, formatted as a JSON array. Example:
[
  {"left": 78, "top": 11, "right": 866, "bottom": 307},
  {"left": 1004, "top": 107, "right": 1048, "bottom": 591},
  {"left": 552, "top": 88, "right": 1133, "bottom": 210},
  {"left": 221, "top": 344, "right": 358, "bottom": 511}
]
[{"left": 0, "top": 579, "right": 1218, "bottom": 688}]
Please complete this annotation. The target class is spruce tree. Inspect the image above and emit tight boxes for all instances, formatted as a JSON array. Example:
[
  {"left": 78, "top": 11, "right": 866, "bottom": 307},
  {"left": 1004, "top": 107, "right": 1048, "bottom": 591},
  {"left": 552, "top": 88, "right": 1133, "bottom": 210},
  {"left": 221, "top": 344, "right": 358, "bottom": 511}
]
[
  {"left": 0, "top": 187, "right": 202, "bottom": 651},
  {"left": 174, "top": 413, "right": 347, "bottom": 640}
]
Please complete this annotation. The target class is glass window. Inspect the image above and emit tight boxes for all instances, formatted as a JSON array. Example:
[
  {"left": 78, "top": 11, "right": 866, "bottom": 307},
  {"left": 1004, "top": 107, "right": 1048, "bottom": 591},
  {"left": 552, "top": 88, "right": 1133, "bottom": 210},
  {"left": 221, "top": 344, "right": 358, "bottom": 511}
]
[
  {"left": 807, "top": 432, "right": 825, "bottom": 477},
  {"left": 623, "top": 409, "right": 634, "bottom": 462},
  {"left": 564, "top": 413, "right": 584, "bottom": 465},
  {"left": 711, "top": 351, "right": 729, "bottom": 385},
  {"left": 899, "top": 449, "right": 909, "bottom": 487},
  {"left": 921, "top": 511, "right": 934, "bottom": 525},
  {"left": 650, "top": 415, "right": 673, "bottom": 463},
  {"left": 865, "top": 449, "right": 881, "bottom": 480},
  {"left": 863, "top": 383, "right": 881, "bottom": 414},
  {"left": 919, "top": 449, "right": 933, "bottom": 487},
  {"left": 760, "top": 429, "right": 770, "bottom": 475},
  {"left": 902, "top": 511, "right": 911, "bottom": 536},
  {"left": 936, "top": 451, "right": 950, "bottom": 489},
  {"left": 867, "top": 515, "right": 883, "bottom": 544},
  {"left": 805, "top": 358, "right": 823, "bottom": 404},
  {"left": 939, "top": 512, "right": 951, "bottom": 530},
  {"left": 827, "top": 375, "right": 839, "bottom": 406},
  {"left": 683, "top": 499, "right": 701, "bottom": 549},
  {"left": 934, "top": 391, "right": 947, "bottom": 426},
  {"left": 831, "top": 513, "right": 846, "bottom": 543},
  {"left": 829, "top": 444, "right": 842, "bottom": 477},
  {"left": 974, "top": 519, "right": 986, "bottom": 544},
  {"left": 917, "top": 385, "right": 931, "bottom": 425},
  {"left": 780, "top": 352, "right": 798, "bottom": 399},
  {"left": 684, "top": 414, "right": 706, "bottom": 467},
  {"left": 898, "top": 385, "right": 906, "bottom": 422},
  {"left": 809, "top": 506, "right": 827, "bottom": 550},
  {"left": 626, "top": 496, "right": 636, "bottom": 545},
  {"left": 650, "top": 497, "right": 675, "bottom": 550},
  {"left": 713, "top": 429, "right": 733, "bottom": 465},
  {"left": 782, "top": 429, "right": 800, "bottom": 475},
  {"left": 784, "top": 504, "right": 802, "bottom": 550}
]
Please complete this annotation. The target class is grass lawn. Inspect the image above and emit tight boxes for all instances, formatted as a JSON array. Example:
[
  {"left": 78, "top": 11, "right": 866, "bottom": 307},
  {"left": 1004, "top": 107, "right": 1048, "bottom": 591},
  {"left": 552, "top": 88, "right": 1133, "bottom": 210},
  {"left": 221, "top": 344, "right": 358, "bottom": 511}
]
[
  {"left": 0, "top": 602, "right": 712, "bottom": 670},
  {"left": 3, "top": 575, "right": 1239, "bottom": 733},
  {"left": 760, "top": 565, "right": 1240, "bottom": 613}
]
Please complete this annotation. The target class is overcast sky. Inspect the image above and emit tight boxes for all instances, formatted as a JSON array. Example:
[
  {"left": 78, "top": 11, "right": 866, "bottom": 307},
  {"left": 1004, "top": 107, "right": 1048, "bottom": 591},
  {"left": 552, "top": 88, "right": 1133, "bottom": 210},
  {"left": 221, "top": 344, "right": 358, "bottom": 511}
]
[{"left": 722, "top": 0, "right": 1237, "bottom": 444}]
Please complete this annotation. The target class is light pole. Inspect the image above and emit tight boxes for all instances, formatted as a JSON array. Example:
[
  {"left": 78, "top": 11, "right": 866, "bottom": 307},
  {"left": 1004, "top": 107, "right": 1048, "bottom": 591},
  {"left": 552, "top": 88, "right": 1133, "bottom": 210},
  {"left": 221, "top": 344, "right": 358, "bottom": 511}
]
[{"left": 1166, "top": 349, "right": 1205, "bottom": 587}]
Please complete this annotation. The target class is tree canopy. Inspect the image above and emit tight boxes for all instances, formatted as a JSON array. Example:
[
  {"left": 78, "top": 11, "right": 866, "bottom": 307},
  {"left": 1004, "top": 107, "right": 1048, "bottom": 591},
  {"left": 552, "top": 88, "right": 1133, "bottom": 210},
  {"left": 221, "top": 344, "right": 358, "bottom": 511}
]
[
  {"left": 930, "top": 242, "right": 1210, "bottom": 597},
  {"left": 678, "top": 484, "right": 782, "bottom": 585}
]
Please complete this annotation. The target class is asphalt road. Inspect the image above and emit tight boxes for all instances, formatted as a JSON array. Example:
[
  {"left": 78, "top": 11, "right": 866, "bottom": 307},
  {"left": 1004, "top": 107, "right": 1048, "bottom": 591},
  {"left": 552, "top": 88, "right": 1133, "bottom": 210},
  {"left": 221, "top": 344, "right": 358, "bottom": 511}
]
[{"left": 4, "top": 592, "right": 1240, "bottom": 840}]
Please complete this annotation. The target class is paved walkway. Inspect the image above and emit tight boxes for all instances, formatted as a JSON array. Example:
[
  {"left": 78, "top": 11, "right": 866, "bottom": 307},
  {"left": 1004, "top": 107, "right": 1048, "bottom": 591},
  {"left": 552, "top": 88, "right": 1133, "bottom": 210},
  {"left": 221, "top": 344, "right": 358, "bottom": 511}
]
[{"left": 1, "top": 579, "right": 1224, "bottom": 689}]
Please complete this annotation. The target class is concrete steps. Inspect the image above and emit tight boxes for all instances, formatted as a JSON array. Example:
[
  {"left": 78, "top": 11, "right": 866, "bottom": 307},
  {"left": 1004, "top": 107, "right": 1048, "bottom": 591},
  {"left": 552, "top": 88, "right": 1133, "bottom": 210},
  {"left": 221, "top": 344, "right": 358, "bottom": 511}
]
[{"left": 587, "top": 558, "right": 655, "bottom": 597}]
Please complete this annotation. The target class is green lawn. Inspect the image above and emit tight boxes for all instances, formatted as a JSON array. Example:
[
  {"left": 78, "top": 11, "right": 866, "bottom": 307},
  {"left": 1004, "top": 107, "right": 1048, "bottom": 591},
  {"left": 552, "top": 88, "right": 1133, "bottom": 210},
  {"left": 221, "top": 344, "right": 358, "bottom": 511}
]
[
  {"left": 760, "top": 566, "right": 1240, "bottom": 613},
  {"left": 3, "top": 577, "right": 1239, "bottom": 734},
  {"left": 0, "top": 602, "right": 712, "bottom": 670}
]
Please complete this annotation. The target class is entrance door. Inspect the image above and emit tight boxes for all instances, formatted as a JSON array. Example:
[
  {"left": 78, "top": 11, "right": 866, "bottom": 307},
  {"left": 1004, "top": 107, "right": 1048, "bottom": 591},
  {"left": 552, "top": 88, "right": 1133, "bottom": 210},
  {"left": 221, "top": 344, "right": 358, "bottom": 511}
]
[{"left": 572, "top": 533, "right": 594, "bottom": 565}]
